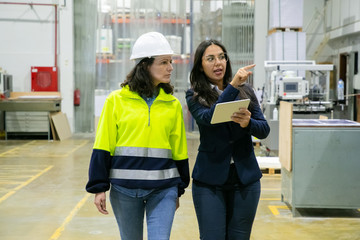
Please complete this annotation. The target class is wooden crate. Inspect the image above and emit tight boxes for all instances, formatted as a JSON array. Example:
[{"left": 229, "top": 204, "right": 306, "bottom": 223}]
[{"left": 268, "top": 27, "right": 302, "bottom": 36}]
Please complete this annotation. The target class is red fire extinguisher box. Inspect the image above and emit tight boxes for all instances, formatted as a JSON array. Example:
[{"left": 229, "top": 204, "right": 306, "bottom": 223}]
[{"left": 31, "top": 66, "right": 58, "bottom": 91}]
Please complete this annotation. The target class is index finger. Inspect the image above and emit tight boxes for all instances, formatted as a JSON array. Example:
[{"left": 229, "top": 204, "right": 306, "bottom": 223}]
[{"left": 242, "top": 64, "right": 256, "bottom": 71}]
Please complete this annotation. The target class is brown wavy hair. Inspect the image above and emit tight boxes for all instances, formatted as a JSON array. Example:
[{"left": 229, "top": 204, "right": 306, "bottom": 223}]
[
  {"left": 190, "top": 39, "right": 258, "bottom": 110},
  {"left": 190, "top": 39, "right": 232, "bottom": 106},
  {"left": 121, "top": 57, "right": 174, "bottom": 97}
]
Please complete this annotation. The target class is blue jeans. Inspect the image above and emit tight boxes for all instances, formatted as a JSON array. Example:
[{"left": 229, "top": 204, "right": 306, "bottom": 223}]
[
  {"left": 192, "top": 172, "right": 260, "bottom": 240},
  {"left": 110, "top": 185, "right": 178, "bottom": 240}
]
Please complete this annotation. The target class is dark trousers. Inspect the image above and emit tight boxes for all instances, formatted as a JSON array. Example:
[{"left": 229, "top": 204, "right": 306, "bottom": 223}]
[{"left": 192, "top": 165, "right": 261, "bottom": 240}]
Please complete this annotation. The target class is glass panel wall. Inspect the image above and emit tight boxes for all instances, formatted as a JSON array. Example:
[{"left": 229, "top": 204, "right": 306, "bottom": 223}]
[
  {"left": 94, "top": 0, "right": 254, "bottom": 132},
  {"left": 74, "top": 0, "right": 97, "bottom": 133},
  {"left": 223, "top": 0, "right": 255, "bottom": 80},
  {"left": 95, "top": 0, "right": 191, "bottom": 130}
]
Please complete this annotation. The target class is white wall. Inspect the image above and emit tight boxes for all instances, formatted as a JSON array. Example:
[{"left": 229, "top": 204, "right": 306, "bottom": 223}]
[
  {"left": 0, "top": 2, "right": 55, "bottom": 91},
  {"left": 254, "top": 0, "right": 321, "bottom": 89},
  {"left": 0, "top": 0, "right": 75, "bottom": 132},
  {"left": 303, "top": 0, "right": 326, "bottom": 61},
  {"left": 253, "top": 0, "right": 268, "bottom": 90},
  {"left": 327, "top": 0, "right": 360, "bottom": 39},
  {"left": 325, "top": 0, "right": 360, "bottom": 84},
  {"left": 58, "top": 0, "right": 74, "bottom": 132}
]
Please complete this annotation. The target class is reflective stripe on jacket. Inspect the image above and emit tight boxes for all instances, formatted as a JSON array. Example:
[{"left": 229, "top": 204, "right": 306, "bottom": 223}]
[{"left": 86, "top": 85, "right": 189, "bottom": 193}]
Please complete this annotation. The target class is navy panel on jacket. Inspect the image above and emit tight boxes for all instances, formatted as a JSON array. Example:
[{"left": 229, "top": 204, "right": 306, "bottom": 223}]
[
  {"left": 86, "top": 149, "right": 112, "bottom": 193},
  {"left": 186, "top": 84, "right": 270, "bottom": 186}
]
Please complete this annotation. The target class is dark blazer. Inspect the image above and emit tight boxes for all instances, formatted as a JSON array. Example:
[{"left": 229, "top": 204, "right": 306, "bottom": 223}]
[{"left": 186, "top": 84, "right": 270, "bottom": 186}]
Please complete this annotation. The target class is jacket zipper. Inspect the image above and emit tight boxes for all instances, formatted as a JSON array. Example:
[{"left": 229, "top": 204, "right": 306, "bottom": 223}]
[
  {"left": 129, "top": 97, "right": 150, "bottom": 126},
  {"left": 148, "top": 99, "right": 174, "bottom": 126},
  {"left": 130, "top": 97, "right": 174, "bottom": 127},
  {"left": 148, "top": 104, "right": 151, "bottom": 126}
]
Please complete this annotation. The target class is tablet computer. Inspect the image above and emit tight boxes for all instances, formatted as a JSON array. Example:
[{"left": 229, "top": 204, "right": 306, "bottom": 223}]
[{"left": 210, "top": 99, "right": 250, "bottom": 124}]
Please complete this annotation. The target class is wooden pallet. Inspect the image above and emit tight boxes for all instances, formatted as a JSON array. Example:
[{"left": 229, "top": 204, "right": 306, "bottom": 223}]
[
  {"left": 96, "top": 53, "right": 115, "bottom": 64},
  {"left": 268, "top": 27, "right": 302, "bottom": 35},
  {"left": 257, "top": 157, "right": 281, "bottom": 175},
  {"left": 252, "top": 136, "right": 261, "bottom": 147},
  {"left": 261, "top": 168, "right": 281, "bottom": 175},
  {"left": 96, "top": 53, "right": 114, "bottom": 59}
]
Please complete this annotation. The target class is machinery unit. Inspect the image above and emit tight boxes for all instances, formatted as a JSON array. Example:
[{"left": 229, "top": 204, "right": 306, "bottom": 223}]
[
  {"left": 264, "top": 60, "right": 333, "bottom": 107},
  {"left": 261, "top": 60, "right": 334, "bottom": 153},
  {"left": 281, "top": 118, "right": 360, "bottom": 217},
  {"left": 278, "top": 75, "right": 309, "bottom": 100}
]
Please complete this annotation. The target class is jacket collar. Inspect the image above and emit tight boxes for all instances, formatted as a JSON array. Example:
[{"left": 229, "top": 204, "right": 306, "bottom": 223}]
[{"left": 120, "top": 85, "right": 175, "bottom": 102}]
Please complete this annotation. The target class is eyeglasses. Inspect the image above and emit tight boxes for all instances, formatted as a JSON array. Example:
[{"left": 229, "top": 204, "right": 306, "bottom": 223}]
[{"left": 203, "top": 53, "right": 228, "bottom": 64}]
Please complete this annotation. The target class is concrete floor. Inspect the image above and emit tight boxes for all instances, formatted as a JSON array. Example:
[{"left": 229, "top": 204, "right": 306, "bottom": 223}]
[{"left": 0, "top": 134, "right": 360, "bottom": 240}]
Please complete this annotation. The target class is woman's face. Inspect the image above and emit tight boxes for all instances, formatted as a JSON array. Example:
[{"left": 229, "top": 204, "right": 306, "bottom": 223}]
[
  {"left": 149, "top": 55, "right": 173, "bottom": 86},
  {"left": 201, "top": 44, "right": 227, "bottom": 89}
]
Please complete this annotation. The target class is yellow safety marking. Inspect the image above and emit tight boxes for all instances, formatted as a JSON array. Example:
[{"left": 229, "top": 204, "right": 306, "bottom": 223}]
[
  {"left": 49, "top": 193, "right": 91, "bottom": 240},
  {"left": 0, "top": 175, "right": 34, "bottom": 179},
  {"left": 260, "top": 198, "right": 281, "bottom": 201},
  {"left": 0, "top": 181, "right": 25, "bottom": 184},
  {"left": 262, "top": 175, "right": 281, "bottom": 178},
  {"left": 0, "top": 191, "right": 16, "bottom": 203},
  {"left": 0, "top": 165, "right": 53, "bottom": 204},
  {"left": 262, "top": 188, "right": 281, "bottom": 191},
  {"left": 268, "top": 205, "right": 289, "bottom": 216},
  {"left": 0, "top": 167, "right": 44, "bottom": 172},
  {"left": 26, "top": 140, "right": 89, "bottom": 158},
  {"left": 0, "top": 140, "right": 89, "bottom": 158},
  {"left": 65, "top": 140, "right": 89, "bottom": 155},
  {"left": 0, "top": 141, "right": 36, "bottom": 157}
]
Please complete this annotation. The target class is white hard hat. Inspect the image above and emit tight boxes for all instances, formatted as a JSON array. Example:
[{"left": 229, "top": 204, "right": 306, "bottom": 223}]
[{"left": 130, "top": 32, "right": 174, "bottom": 61}]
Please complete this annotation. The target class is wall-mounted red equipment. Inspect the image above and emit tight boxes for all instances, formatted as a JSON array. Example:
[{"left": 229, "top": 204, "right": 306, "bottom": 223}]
[
  {"left": 74, "top": 88, "right": 80, "bottom": 106},
  {"left": 31, "top": 66, "right": 58, "bottom": 91}
]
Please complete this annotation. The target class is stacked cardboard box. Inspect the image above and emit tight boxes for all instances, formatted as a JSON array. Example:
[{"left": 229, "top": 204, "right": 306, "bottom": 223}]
[
  {"left": 268, "top": 0, "right": 303, "bottom": 30},
  {"left": 267, "top": 31, "right": 306, "bottom": 61},
  {"left": 267, "top": 0, "right": 305, "bottom": 61}
]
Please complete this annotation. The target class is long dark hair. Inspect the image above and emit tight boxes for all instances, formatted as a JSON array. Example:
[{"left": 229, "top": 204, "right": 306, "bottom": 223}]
[
  {"left": 190, "top": 40, "right": 232, "bottom": 106},
  {"left": 121, "top": 57, "right": 174, "bottom": 97},
  {"left": 190, "top": 39, "right": 258, "bottom": 110}
]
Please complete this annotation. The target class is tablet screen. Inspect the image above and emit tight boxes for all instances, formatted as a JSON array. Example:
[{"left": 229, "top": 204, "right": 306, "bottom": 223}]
[{"left": 210, "top": 99, "right": 250, "bottom": 124}]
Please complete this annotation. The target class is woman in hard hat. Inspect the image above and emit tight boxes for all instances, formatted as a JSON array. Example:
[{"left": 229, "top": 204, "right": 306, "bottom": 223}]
[
  {"left": 86, "top": 32, "right": 189, "bottom": 240},
  {"left": 186, "top": 39, "right": 270, "bottom": 240}
]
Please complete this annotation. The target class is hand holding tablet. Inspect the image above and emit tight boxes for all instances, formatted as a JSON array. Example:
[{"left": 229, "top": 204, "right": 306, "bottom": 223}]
[{"left": 211, "top": 99, "right": 250, "bottom": 124}]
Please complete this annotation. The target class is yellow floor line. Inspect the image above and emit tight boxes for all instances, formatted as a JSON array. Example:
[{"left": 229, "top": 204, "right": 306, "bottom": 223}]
[
  {"left": 49, "top": 193, "right": 91, "bottom": 240},
  {"left": 260, "top": 198, "right": 281, "bottom": 201},
  {"left": 262, "top": 175, "right": 281, "bottom": 178},
  {"left": 0, "top": 141, "right": 36, "bottom": 157},
  {"left": 0, "top": 181, "right": 25, "bottom": 184},
  {"left": 268, "top": 205, "right": 289, "bottom": 216},
  {"left": 13, "top": 165, "right": 53, "bottom": 191},
  {"left": 0, "top": 164, "right": 49, "bottom": 169},
  {"left": 0, "top": 140, "right": 88, "bottom": 158},
  {"left": 65, "top": 140, "right": 89, "bottom": 155},
  {"left": 0, "top": 165, "right": 53, "bottom": 204},
  {"left": 262, "top": 188, "right": 281, "bottom": 191},
  {"left": 0, "top": 191, "right": 16, "bottom": 203},
  {"left": 45, "top": 140, "right": 89, "bottom": 158},
  {"left": 0, "top": 176, "right": 34, "bottom": 179}
]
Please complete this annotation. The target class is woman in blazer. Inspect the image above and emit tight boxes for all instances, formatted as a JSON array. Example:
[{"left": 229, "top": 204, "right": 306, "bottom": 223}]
[{"left": 186, "top": 39, "right": 270, "bottom": 240}]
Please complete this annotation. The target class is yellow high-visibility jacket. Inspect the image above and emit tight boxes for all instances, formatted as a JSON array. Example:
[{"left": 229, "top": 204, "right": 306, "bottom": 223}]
[{"left": 86, "top": 85, "right": 189, "bottom": 196}]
